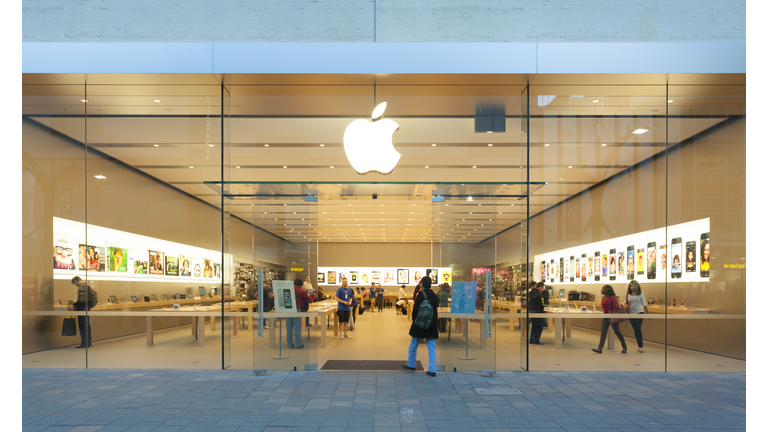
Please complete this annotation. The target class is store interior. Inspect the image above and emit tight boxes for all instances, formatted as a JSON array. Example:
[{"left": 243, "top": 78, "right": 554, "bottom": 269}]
[{"left": 22, "top": 73, "right": 746, "bottom": 372}]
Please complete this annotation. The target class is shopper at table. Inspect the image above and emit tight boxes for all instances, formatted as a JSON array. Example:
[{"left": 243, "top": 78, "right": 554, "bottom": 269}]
[
  {"left": 625, "top": 280, "right": 649, "bottom": 352},
  {"left": 592, "top": 285, "right": 629, "bottom": 354},
  {"left": 396, "top": 285, "right": 406, "bottom": 313},
  {"left": 69, "top": 276, "right": 98, "bottom": 348},
  {"left": 527, "top": 281, "right": 544, "bottom": 345},
  {"left": 538, "top": 281, "right": 549, "bottom": 329},
  {"left": 402, "top": 276, "right": 439, "bottom": 376},
  {"left": 361, "top": 286, "right": 370, "bottom": 311},
  {"left": 261, "top": 281, "right": 274, "bottom": 329},
  {"left": 303, "top": 275, "right": 314, "bottom": 327},
  {"left": 336, "top": 278, "right": 354, "bottom": 339},
  {"left": 286, "top": 279, "right": 309, "bottom": 349}
]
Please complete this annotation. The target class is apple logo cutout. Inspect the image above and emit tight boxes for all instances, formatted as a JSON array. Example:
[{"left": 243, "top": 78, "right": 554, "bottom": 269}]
[{"left": 343, "top": 102, "right": 401, "bottom": 174}]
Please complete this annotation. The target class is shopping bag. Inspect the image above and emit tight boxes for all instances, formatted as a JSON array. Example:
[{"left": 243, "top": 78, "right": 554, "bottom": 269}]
[{"left": 62, "top": 317, "right": 77, "bottom": 336}]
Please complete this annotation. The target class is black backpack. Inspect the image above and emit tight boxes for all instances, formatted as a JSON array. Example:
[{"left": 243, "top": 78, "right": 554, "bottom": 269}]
[{"left": 414, "top": 293, "right": 435, "bottom": 331}]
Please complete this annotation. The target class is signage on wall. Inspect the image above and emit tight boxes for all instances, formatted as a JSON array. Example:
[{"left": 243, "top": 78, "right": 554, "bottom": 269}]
[
  {"left": 317, "top": 267, "right": 451, "bottom": 287},
  {"left": 533, "top": 218, "right": 711, "bottom": 285},
  {"left": 343, "top": 102, "right": 401, "bottom": 174},
  {"left": 290, "top": 267, "right": 304, "bottom": 272}
]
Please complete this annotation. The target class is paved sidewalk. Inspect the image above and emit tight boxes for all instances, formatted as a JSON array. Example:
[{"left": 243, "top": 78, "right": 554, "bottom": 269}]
[{"left": 22, "top": 369, "right": 745, "bottom": 432}]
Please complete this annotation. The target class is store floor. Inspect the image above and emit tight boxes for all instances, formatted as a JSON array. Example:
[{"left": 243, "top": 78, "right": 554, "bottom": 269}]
[{"left": 23, "top": 308, "right": 745, "bottom": 373}]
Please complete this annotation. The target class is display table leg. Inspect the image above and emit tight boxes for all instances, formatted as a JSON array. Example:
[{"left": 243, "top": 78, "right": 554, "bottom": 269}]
[
  {"left": 192, "top": 318, "right": 196, "bottom": 335},
  {"left": 269, "top": 318, "right": 276, "bottom": 347},
  {"left": 146, "top": 316, "right": 153, "bottom": 346},
  {"left": 480, "top": 318, "right": 486, "bottom": 348},
  {"left": 198, "top": 315, "right": 205, "bottom": 347},
  {"left": 607, "top": 324, "right": 615, "bottom": 350},
  {"left": 547, "top": 317, "right": 554, "bottom": 333},
  {"left": 565, "top": 318, "right": 572, "bottom": 337},
  {"left": 232, "top": 316, "right": 238, "bottom": 336},
  {"left": 248, "top": 308, "right": 253, "bottom": 331},
  {"left": 555, "top": 317, "right": 562, "bottom": 349},
  {"left": 333, "top": 313, "right": 339, "bottom": 336},
  {"left": 211, "top": 315, "right": 216, "bottom": 331},
  {"left": 509, "top": 310, "right": 514, "bottom": 332},
  {"left": 320, "top": 314, "right": 326, "bottom": 347}
]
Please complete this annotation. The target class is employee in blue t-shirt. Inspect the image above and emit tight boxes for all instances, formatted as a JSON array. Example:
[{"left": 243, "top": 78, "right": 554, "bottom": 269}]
[
  {"left": 376, "top": 284, "right": 385, "bottom": 312},
  {"left": 369, "top": 284, "right": 377, "bottom": 313},
  {"left": 335, "top": 278, "right": 354, "bottom": 339}
]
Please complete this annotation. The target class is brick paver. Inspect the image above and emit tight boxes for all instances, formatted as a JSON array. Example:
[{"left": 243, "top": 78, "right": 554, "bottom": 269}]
[{"left": 22, "top": 369, "right": 746, "bottom": 432}]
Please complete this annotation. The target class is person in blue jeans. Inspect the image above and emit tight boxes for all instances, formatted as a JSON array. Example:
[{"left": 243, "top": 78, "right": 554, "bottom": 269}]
[
  {"left": 369, "top": 284, "right": 377, "bottom": 312},
  {"left": 286, "top": 279, "right": 309, "bottom": 349},
  {"left": 402, "top": 276, "right": 439, "bottom": 377},
  {"left": 376, "top": 284, "right": 385, "bottom": 312}
]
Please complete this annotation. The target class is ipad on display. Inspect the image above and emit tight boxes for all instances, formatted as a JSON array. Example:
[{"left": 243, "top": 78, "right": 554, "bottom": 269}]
[{"left": 130, "top": 295, "right": 138, "bottom": 303}]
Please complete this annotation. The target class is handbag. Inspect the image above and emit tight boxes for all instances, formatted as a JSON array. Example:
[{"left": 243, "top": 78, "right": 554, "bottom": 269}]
[
  {"left": 358, "top": 306, "right": 364, "bottom": 316},
  {"left": 610, "top": 297, "right": 628, "bottom": 324},
  {"left": 62, "top": 317, "right": 77, "bottom": 336}
]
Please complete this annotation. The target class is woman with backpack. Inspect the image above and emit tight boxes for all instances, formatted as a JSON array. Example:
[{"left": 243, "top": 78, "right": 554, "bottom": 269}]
[{"left": 402, "top": 276, "right": 439, "bottom": 377}]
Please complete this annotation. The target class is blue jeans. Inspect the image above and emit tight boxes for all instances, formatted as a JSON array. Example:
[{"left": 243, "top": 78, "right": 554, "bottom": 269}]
[
  {"left": 629, "top": 312, "right": 644, "bottom": 348},
  {"left": 408, "top": 337, "right": 436, "bottom": 373},
  {"left": 285, "top": 317, "right": 303, "bottom": 347}
]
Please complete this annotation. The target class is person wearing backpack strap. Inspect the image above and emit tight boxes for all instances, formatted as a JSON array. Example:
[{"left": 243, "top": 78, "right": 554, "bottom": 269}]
[
  {"left": 69, "top": 276, "right": 97, "bottom": 348},
  {"left": 402, "top": 276, "right": 439, "bottom": 376}
]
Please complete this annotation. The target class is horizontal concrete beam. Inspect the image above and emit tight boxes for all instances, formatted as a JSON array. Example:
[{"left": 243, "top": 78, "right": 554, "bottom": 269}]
[{"left": 22, "top": 42, "right": 746, "bottom": 74}]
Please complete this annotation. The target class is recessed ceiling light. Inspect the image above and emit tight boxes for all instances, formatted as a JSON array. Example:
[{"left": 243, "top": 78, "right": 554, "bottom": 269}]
[
  {"left": 592, "top": 99, "right": 600, "bottom": 103},
  {"left": 568, "top": 165, "right": 573, "bottom": 168},
  {"left": 425, "top": 166, "right": 429, "bottom": 168},
  {"left": 472, "top": 166, "right": 477, "bottom": 168},
  {"left": 488, "top": 143, "right": 493, "bottom": 146},
  {"left": 80, "top": 99, "right": 88, "bottom": 103},
  {"left": 601, "top": 143, "right": 607, "bottom": 147},
  {"left": 283, "top": 166, "right": 288, "bottom": 168},
  {"left": 264, "top": 144, "right": 269, "bottom": 147},
  {"left": 153, "top": 99, "right": 161, "bottom": 103},
  {"left": 153, "top": 144, "right": 159, "bottom": 147},
  {"left": 432, "top": 143, "right": 437, "bottom": 147},
  {"left": 330, "top": 166, "right": 334, "bottom": 169},
  {"left": 208, "top": 144, "right": 214, "bottom": 147},
  {"left": 544, "top": 143, "right": 550, "bottom": 147},
  {"left": 94, "top": 175, "right": 106, "bottom": 180},
  {"left": 189, "top": 166, "right": 194, "bottom": 169},
  {"left": 633, "top": 128, "right": 650, "bottom": 134},
  {"left": 668, "top": 99, "right": 674, "bottom": 103},
  {"left": 320, "top": 144, "right": 325, "bottom": 147}
]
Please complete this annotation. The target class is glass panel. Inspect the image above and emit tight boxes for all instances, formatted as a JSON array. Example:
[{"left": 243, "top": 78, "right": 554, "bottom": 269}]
[
  {"left": 223, "top": 85, "right": 232, "bottom": 368},
  {"left": 527, "top": 77, "right": 668, "bottom": 371},
  {"left": 83, "top": 82, "right": 223, "bottom": 369},
  {"left": 666, "top": 76, "right": 746, "bottom": 372},
  {"left": 22, "top": 82, "right": 87, "bottom": 367}
]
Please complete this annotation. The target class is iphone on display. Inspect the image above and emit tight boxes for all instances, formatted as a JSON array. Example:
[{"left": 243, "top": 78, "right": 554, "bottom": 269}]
[
  {"left": 581, "top": 253, "right": 587, "bottom": 281},
  {"left": 609, "top": 249, "right": 616, "bottom": 280},
  {"left": 602, "top": 253, "right": 608, "bottom": 277},
  {"left": 570, "top": 256, "right": 575, "bottom": 282},
  {"left": 647, "top": 241, "right": 656, "bottom": 280},
  {"left": 700, "top": 232, "right": 710, "bottom": 278},
  {"left": 594, "top": 252, "right": 601, "bottom": 281},
  {"left": 659, "top": 244, "right": 667, "bottom": 276},
  {"left": 686, "top": 240, "right": 696, "bottom": 273},
  {"left": 560, "top": 258, "right": 564, "bottom": 282},
  {"left": 550, "top": 259, "right": 555, "bottom": 283},
  {"left": 637, "top": 248, "right": 645, "bottom": 275},
  {"left": 588, "top": 256, "right": 593, "bottom": 276},
  {"left": 618, "top": 251, "right": 625, "bottom": 276},
  {"left": 541, "top": 261, "right": 546, "bottom": 281},
  {"left": 671, "top": 237, "right": 682, "bottom": 278},
  {"left": 627, "top": 246, "right": 635, "bottom": 280}
]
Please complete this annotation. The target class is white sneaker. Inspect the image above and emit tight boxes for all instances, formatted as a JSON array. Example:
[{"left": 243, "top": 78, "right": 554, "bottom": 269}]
[
  {"left": 345, "top": 334, "right": 352, "bottom": 339},
  {"left": 340, "top": 334, "right": 346, "bottom": 339}
]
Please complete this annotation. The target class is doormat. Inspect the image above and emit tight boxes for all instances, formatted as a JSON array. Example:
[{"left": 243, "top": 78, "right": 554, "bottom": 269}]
[{"left": 321, "top": 360, "right": 424, "bottom": 371}]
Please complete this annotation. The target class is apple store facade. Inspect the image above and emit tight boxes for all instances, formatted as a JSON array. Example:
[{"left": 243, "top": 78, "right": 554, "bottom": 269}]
[{"left": 22, "top": 42, "right": 747, "bottom": 373}]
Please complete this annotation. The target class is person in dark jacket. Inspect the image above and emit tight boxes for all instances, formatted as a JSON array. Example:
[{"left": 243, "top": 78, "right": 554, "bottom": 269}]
[
  {"left": 69, "top": 276, "right": 97, "bottom": 348},
  {"left": 528, "top": 282, "right": 545, "bottom": 345},
  {"left": 402, "top": 276, "right": 439, "bottom": 376}
]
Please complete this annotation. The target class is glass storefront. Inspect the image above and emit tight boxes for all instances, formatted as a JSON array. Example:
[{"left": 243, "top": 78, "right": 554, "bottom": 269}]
[{"left": 22, "top": 73, "right": 746, "bottom": 372}]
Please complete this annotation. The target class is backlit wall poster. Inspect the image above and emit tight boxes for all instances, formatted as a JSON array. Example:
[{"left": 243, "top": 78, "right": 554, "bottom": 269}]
[
  {"left": 52, "top": 217, "right": 223, "bottom": 283},
  {"left": 317, "top": 267, "right": 453, "bottom": 286},
  {"left": 533, "top": 218, "right": 710, "bottom": 285},
  {"left": 451, "top": 281, "right": 477, "bottom": 313}
]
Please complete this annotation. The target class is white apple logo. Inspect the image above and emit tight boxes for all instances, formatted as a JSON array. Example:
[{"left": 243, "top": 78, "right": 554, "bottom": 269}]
[{"left": 343, "top": 102, "right": 400, "bottom": 174}]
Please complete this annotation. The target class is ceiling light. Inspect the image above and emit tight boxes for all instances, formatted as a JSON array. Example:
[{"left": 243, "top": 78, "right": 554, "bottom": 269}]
[
  {"left": 472, "top": 166, "right": 477, "bottom": 168},
  {"left": 208, "top": 144, "right": 214, "bottom": 147},
  {"left": 153, "top": 144, "right": 159, "bottom": 147},
  {"left": 487, "top": 131, "right": 493, "bottom": 134},
  {"left": 81, "top": 99, "right": 88, "bottom": 103},
  {"left": 668, "top": 99, "right": 674, "bottom": 103},
  {"left": 601, "top": 143, "right": 607, "bottom": 147},
  {"left": 568, "top": 165, "right": 573, "bottom": 168},
  {"left": 264, "top": 144, "right": 269, "bottom": 147},
  {"left": 189, "top": 166, "right": 194, "bottom": 169},
  {"left": 320, "top": 144, "right": 325, "bottom": 147},
  {"left": 330, "top": 166, "right": 334, "bottom": 168},
  {"left": 283, "top": 166, "right": 288, "bottom": 168},
  {"left": 432, "top": 143, "right": 437, "bottom": 147},
  {"left": 488, "top": 143, "right": 493, "bottom": 147},
  {"left": 236, "top": 166, "right": 240, "bottom": 168},
  {"left": 425, "top": 166, "right": 429, "bottom": 168},
  {"left": 632, "top": 128, "right": 650, "bottom": 134},
  {"left": 153, "top": 99, "right": 161, "bottom": 103},
  {"left": 94, "top": 175, "right": 106, "bottom": 180},
  {"left": 592, "top": 99, "right": 600, "bottom": 103}
]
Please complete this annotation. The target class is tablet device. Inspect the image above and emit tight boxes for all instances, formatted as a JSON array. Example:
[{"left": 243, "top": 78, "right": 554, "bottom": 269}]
[
  {"left": 66, "top": 298, "right": 75, "bottom": 305},
  {"left": 162, "top": 294, "right": 169, "bottom": 300},
  {"left": 199, "top": 286, "right": 206, "bottom": 297},
  {"left": 174, "top": 293, "right": 181, "bottom": 299},
  {"left": 130, "top": 295, "right": 138, "bottom": 303},
  {"left": 211, "top": 287, "right": 218, "bottom": 296},
  {"left": 108, "top": 295, "right": 118, "bottom": 304},
  {"left": 151, "top": 294, "right": 158, "bottom": 301},
  {"left": 144, "top": 296, "right": 151, "bottom": 302},
  {"left": 558, "top": 289, "right": 565, "bottom": 298},
  {"left": 186, "top": 293, "right": 192, "bottom": 299}
]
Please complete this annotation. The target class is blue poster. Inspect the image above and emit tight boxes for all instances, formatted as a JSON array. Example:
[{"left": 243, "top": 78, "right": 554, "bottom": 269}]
[{"left": 451, "top": 281, "right": 477, "bottom": 313}]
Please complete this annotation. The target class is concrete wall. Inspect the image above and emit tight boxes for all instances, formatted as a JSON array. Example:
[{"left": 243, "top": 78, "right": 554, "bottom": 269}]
[{"left": 22, "top": 0, "right": 745, "bottom": 43}]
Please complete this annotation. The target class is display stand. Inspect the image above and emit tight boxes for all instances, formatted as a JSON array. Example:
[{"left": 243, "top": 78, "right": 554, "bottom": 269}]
[
  {"left": 271, "top": 318, "right": 290, "bottom": 360},
  {"left": 457, "top": 319, "right": 476, "bottom": 361}
]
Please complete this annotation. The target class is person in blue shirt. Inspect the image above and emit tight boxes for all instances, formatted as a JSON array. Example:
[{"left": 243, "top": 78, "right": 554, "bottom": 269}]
[
  {"left": 336, "top": 278, "right": 354, "bottom": 339},
  {"left": 376, "top": 284, "right": 385, "bottom": 312},
  {"left": 369, "top": 284, "right": 377, "bottom": 313}
]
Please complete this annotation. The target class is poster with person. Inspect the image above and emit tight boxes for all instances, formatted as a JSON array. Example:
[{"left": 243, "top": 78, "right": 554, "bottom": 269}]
[
  {"left": 178, "top": 254, "right": 193, "bottom": 277},
  {"left": 128, "top": 250, "right": 148, "bottom": 275},
  {"left": 149, "top": 250, "right": 165, "bottom": 275},
  {"left": 450, "top": 281, "right": 477, "bottom": 313},
  {"left": 79, "top": 244, "right": 106, "bottom": 272},
  {"left": 165, "top": 256, "right": 179, "bottom": 276},
  {"left": 108, "top": 247, "right": 128, "bottom": 272},
  {"left": 53, "top": 235, "right": 77, "bottom": 270}
]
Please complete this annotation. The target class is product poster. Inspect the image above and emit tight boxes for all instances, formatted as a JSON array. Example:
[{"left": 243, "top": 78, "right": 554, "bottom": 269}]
[
  {"left": 450, "top": 281, "right": 477, "bottom": 314},
  {"left": 441, "top": 269, "right": 452, "bottom": 285},
  {"left": 273, "top": 280, "right": 297, "bottom": 313},
  {"left": 203, "top": 259, "right": 213, "bottom": 278},
  {"left": 317, "top": 272, "right": 325, "bottom": 283},
  {"left": 587, "top": 257, "right": 593, "bottom": 276},
  {"left": 165, "top": 256, "right": 179, "bottom": 276},
  {"left": 214, "top": 263, "right": 221, "bottom": 279},
  {"left": 372, "top": 271, "right": 380, "bottom": 283},
  {"left": 133, "top": 258, "right": 148, "bottom": 274},
  {"left": 412, "top": 270, "right": 423, "bottom": 284},
  {"left": 428, "top": 269, "right": 439, "bottom": 285},
  {"left": 339, "top": 272, "right": 348, "bottom": 282},
  {"left": 397, "top": 269, "right": 409, "bottom": 284},
  {"left": 149, "top": 250, "right": 165, "bottom": 275},
  {"left": 108, "top": 247, "right": 128, "bottom": 273},
  {"left": 350, "top": 271, "right": 359, "bottom": 284},
  {"left": 79, "top": 244, "right": 106, "bottom": 272},
  {"left": 384, "top": 270, "right": 395, "bottom": 284},
  {"left": 179, "top": 254, "right": 193, "bottom": 277},
  {"left": 194, "top": 262, "right": 202, "bottom": 278},
  {"left": 327, "top": 271, "right": 336, "bottom": 284},
  {"left": 53, "top": 235, "right": 77, "bottom": 270},
  {"left": 360, "top": 272, "right": 369, "bottom": 284}
]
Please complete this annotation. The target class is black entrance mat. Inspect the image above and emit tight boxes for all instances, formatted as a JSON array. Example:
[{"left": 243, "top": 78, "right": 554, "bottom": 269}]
[{"left": 321, "top": 360, "right": 424, "bottom": 371}]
